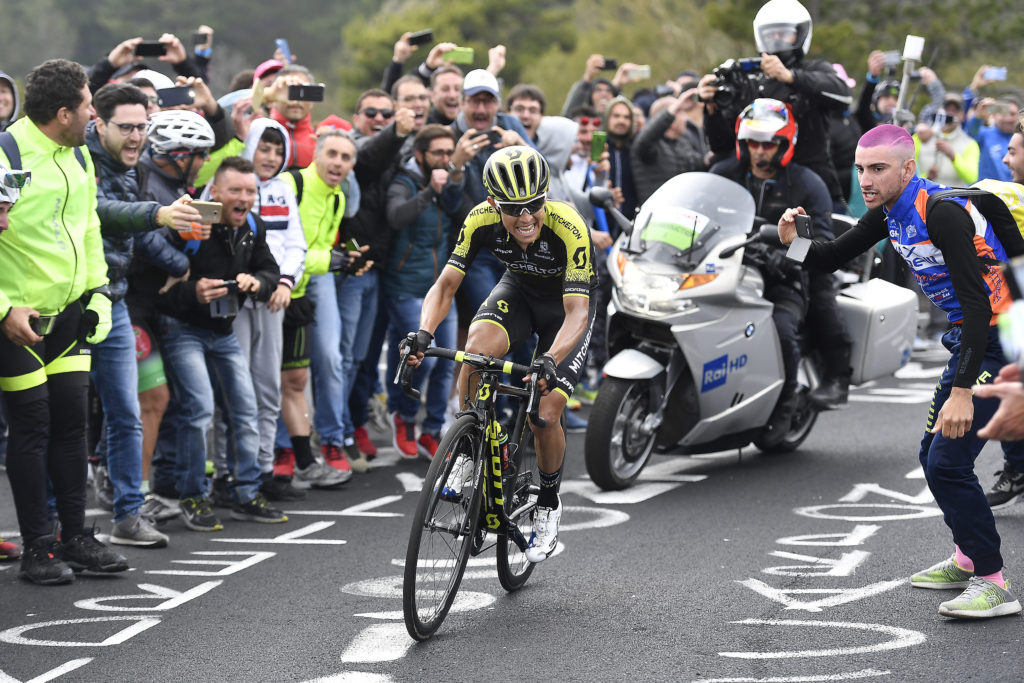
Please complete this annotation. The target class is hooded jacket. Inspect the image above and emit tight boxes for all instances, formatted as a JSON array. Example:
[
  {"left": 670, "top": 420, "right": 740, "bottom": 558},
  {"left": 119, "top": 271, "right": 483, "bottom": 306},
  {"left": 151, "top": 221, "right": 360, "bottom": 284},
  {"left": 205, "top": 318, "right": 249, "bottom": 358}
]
[
  {"left": 535, "top": 116, "right": 594, "bottom": 225},
  {"left": 86, "top": 121, "right": 190, "bottom": 303},
  {"left": 0, "top": 72, "right": 20, "bottom": 131}
]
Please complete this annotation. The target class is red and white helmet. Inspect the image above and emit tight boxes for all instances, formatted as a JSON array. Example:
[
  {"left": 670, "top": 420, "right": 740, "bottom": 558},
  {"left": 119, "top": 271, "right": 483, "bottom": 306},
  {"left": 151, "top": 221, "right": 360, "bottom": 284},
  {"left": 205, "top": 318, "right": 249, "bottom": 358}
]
[{"left": 735, "top": 98, "right": 798, "bottom": 168}]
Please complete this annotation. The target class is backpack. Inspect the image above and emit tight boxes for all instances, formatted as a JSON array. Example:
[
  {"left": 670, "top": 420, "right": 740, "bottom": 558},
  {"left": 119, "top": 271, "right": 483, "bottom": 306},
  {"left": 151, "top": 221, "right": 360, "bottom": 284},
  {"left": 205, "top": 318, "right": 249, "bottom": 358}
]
[
  {"left": 0, "top": 130, "right": 87, "bottom": 173},
  {"left": 925, "top": 179, "right": 1024, "bottom": 258}
]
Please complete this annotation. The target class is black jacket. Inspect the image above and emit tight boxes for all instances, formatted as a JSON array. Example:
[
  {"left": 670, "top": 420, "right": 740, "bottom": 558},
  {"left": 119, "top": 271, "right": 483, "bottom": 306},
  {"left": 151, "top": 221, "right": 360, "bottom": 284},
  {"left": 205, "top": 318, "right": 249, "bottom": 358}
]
[{"left": 136, "top": 216, "right": 279, "bottom": 334}]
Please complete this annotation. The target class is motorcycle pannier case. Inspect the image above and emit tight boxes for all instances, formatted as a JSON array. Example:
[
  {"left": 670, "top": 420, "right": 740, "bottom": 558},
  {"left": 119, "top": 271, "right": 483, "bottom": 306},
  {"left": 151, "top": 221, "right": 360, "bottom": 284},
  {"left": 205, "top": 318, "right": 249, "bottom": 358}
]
[{"left": 835, "top": 278, "right": 918, "bottom": 385}]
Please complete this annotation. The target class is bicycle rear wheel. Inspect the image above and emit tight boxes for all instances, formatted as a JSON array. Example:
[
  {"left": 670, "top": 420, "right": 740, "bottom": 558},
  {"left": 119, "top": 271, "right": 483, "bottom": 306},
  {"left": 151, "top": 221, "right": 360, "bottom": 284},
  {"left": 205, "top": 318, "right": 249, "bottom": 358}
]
[
  {"left": 497, "top": 424, "right": 539, "bottom": 591},
  {"left": 403, "top": 414, "right": 484, "bottom": 641}
]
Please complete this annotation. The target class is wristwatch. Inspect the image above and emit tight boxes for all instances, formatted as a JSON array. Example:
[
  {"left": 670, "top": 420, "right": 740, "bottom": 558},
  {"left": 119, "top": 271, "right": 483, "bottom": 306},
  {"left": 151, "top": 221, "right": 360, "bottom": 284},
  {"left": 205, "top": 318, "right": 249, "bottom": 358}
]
[{"left": 447, "top": 161, "right": 465, "bottom": 174}]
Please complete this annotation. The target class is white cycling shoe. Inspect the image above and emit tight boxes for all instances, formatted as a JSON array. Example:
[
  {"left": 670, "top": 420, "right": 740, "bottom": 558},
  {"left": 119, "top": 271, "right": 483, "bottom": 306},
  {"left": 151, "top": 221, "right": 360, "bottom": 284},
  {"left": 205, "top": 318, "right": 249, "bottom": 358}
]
[{"left": 525, "top": 496, "right": 561, "bottom": 563}]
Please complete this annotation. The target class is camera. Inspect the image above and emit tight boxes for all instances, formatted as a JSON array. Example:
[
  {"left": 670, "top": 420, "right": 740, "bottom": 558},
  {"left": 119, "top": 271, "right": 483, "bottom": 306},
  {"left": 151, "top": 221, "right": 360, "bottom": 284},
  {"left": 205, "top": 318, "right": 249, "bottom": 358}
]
[{"left": 712, "top": 57, "right": 763, "bottom": 109}]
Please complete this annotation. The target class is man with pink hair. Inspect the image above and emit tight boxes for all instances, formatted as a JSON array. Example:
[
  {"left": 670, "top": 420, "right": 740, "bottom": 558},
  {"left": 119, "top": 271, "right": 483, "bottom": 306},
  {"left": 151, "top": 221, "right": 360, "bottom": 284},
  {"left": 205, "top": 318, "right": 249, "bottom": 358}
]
[{"left": 779, "top": 124, "right": 1024, "bottom": 619}]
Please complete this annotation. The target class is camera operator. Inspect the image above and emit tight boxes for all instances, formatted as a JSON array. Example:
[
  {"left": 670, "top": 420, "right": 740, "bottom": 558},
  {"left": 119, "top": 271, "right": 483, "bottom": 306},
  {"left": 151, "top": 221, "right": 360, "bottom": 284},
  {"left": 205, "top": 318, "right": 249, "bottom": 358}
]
[{"left": 698, "top": 0, "right": 851, "bottom": 210}]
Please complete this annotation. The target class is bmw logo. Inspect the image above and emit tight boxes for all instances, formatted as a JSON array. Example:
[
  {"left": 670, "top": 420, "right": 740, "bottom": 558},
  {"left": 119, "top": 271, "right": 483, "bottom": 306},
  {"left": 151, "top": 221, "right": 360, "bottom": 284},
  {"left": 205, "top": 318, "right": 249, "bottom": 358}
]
[{"left": 744, "top": 323, "right": 755, "bottom": 338}]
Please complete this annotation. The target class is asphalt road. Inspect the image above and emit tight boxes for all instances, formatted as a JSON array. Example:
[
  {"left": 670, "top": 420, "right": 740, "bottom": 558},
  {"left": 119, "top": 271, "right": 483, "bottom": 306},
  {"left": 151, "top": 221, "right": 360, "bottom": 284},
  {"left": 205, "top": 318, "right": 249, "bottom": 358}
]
[{"left": 1, "top": 349, "right": 1023, "bottom": 682}]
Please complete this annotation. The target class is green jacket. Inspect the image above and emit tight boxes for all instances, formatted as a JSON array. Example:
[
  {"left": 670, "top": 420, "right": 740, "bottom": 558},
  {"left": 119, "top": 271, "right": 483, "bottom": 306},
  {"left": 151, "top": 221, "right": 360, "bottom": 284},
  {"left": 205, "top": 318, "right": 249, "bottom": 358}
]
[
  {"left": 0, "top": 117, "right": 108, "bottom": 317},
  {"left": 280, "top": 164, "right": 346, "bottom": 298}
]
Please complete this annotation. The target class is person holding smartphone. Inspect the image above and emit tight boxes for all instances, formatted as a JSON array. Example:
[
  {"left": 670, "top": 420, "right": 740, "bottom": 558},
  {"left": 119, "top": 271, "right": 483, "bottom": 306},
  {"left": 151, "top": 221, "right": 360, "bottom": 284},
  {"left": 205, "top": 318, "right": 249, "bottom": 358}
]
[{"left": 630, "top": 89, "right": 705, "bottom": 205}]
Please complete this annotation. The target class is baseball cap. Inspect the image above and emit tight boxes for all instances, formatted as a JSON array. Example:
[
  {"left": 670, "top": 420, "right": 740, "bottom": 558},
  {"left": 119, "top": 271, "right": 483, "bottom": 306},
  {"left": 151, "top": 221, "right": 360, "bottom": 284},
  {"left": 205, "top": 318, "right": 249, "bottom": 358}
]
[
  {"left": 133, "top": 69, "right": 175, "bottom": 91},
  {"left": 463, "top": 69, "right": 500, "bottom": 99},
  {"left": 942, "top": 93, "right": 963, "bottom": 109},
  {"left": 253, "top": 59, "right": 285, "bottom": 83}
]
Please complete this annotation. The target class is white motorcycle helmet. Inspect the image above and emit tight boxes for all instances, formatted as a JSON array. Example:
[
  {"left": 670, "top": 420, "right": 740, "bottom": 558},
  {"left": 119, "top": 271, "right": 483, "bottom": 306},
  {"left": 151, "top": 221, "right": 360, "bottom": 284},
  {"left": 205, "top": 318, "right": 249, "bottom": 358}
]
[
  {"left": 147, "top": 109, "right": 216, "bottom": 155},
  {"left": 753, "top": 0, "right": 812, "bottom": 61}
]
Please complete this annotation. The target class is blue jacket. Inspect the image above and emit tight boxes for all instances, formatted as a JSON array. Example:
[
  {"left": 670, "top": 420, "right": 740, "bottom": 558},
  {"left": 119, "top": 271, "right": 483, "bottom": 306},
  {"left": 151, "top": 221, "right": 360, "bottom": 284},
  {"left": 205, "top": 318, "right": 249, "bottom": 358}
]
[
  {"left": 86, "top": 122, "right": 189, "bottom": 303},
  {"left": 383, "top": 157, "right": 467, "bottom": 298}
]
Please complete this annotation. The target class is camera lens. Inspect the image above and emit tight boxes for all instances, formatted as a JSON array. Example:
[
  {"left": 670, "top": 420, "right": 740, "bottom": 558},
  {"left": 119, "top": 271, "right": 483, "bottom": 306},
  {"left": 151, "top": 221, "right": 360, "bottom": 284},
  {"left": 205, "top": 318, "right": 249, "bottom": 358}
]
[{"left": 714, "top": 86, "right": 735, "bottom": 108}]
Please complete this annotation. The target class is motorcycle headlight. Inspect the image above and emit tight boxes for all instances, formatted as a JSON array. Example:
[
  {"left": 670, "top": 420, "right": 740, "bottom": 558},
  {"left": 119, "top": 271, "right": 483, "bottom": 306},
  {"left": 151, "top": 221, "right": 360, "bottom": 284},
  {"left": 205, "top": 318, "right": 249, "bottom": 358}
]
[{"left": 617, "top": 259, "right": 704, "bottom": 317}]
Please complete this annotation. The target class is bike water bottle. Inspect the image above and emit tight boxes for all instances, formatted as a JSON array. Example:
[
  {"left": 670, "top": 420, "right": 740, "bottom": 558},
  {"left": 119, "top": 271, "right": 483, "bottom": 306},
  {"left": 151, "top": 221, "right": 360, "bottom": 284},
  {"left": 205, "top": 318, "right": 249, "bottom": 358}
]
[{"left": 496, "top": 424, "right": 510, "bottom": 470}]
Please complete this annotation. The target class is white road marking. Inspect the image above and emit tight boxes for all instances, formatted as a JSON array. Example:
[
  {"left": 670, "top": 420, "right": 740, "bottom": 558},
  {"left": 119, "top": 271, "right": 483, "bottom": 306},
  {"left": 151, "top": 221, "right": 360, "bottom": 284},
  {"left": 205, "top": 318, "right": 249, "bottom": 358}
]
[
  {"left": 212, "top": 521, "right": 346, "bottom": 545},
  {"left": 74, "top": 581, "right": 222, "bottom": 612},
  {"left": 339, "top": 623, "right": 413, "bottom": 663},
  {"left": 719, "top": 619, "right": 926, "bottom": 659},
  {"left": 838, "top": 483, "right": 933, "bottom": 505},
  {"left": 0, "top": 616, "right": 160, "bottom": 647},
  {"left": 560, "top": 479, "right": 694, "bottom": 505},
  {"left": 793, "top": 504, "right": 943, "bottom": 522},
  {"left": 697, "top": 667, "right": 891, "bottom": 682},
  {"left": 763, "top": 550, "right": 870, "bottom": 577},
  {"left": 893, "top": 362, "right": 944, "bottom": 379},
  {"left": 146, "top": 551, "right": 275, "bottom": 576},
  {"left": 0, "top": 658, "right": 94, "bottom": 683},
  {"left": 737, "top": 579, "right": 904, "bottom": 612},
  {"left": 304, "top": 673, "right": 393, "bottom": 683},
  {"left": 776, "top": 525, "right": 881, "bottom": 547},
  {"left": 285, "top": 496, "right": 404, "bottom": 518}
]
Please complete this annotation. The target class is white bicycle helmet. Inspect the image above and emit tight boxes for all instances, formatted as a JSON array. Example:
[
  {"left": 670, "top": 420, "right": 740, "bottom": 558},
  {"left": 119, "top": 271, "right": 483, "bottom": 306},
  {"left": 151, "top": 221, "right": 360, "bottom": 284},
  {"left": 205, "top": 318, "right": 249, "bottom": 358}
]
[
  {"left": 753, "top": 0, "right": 812, "bottom": 60},
  {"left": 0, "top": 165, "right": 29, "bottom": 204},
  {"left": 147, "top": 109, "right": 216, "bottom": 154}
]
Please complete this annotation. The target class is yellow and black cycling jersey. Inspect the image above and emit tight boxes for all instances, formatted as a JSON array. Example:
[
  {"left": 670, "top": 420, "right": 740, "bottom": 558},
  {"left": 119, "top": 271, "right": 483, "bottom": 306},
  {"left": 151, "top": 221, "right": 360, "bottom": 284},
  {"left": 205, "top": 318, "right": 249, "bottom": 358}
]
[{"left": 446, "top": 199, "right": 598, "bottom": 299}]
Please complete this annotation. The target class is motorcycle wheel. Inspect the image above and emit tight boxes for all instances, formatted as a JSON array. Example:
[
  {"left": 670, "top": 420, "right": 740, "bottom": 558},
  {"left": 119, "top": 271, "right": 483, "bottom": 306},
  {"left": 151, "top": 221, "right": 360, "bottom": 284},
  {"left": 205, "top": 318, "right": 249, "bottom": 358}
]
[
  {"left": 584, "top": 377, "right": 657, "bottom": 490},
  {"left": 755, "top": 391, "right": 818, "bottom": 454}
]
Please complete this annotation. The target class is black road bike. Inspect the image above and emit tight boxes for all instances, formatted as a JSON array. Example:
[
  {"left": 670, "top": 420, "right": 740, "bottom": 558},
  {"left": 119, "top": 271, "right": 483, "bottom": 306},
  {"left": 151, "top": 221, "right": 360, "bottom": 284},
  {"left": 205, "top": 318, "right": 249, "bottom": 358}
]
[{"left": 396, "top": 346, "right": 545, "bottom": 641}]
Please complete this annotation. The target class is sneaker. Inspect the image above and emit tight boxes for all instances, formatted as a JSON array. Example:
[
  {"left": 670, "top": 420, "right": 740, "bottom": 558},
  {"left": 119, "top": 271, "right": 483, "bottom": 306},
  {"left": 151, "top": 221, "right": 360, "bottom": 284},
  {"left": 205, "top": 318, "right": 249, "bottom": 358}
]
[
  {"left": 180, "top": 496, "right": 223, "bottom": 532},
  {"left": 938, "top": 576, "right": 1022, "bottom": 619},
  {"left": 369, "top": 392, "right": 390, "bottom": 432},
  {"left": 525, "top": 497, "right": 562, "bottom": 563},
  {"left": 0, "top": 537, "right": 22, "bottom": 561},
  {"left": 986, "top": 464, "right": 1024, "bottom": 509},
  {"left": 418, "top": 431, "right": 441, "bottom": 459},
  {"left": 273, "top": 448, "right": 296, "bottom": 478},
  {"left": 910, "top": 555, "right": 974, "bottom": 589},
  {"left": 564, "top": 411, "right": 588, "bottom": 434},
  {"left": 440, "top": 454, "right": 474, "bottom": 500},
  {"left": 92, "top": 464, "right": 114, "bottom": 511},
  {"left": 110, "top": 514, "right": 169, "bottom": 548},
  {"left": 392, "top": 414, "right": 418, "bottom": 458},
  {"left": 566, "top": 396, "right": 582, "bottom": 411},
  {"left": 294, "top": 460, "right": 350, "bottom": 488},
  {"left": 260, "top": 475, "right": 307, "bottom": 501},
  {"left": 353, "top": 426, "right": 378, "bottom": 459},
  {"left": 231, "top": 493, "right": 288, "bottom": 523},
  {"left": 345, "top": 442, "right": 370, "bottom": 473},
  {"left": 808, "top": 376, "right": 849, "bottom": 410},
  {"left": 56, "top": 528, "right": 130, "bottom": 573},
  {"left": 210, "top": 475, "right": 235, "bottom": 509},
  {"left": 574, "top": 382, "right": 599, "bottom": 405},
  {"left": 19, "top": 536, "right": 73, "bottom": 585},
  {"left": 140, "top": 493, "right": 182, "bottom": 522},
  {"left": 322, "top": 444, "right": 353, "bottom": 474}
]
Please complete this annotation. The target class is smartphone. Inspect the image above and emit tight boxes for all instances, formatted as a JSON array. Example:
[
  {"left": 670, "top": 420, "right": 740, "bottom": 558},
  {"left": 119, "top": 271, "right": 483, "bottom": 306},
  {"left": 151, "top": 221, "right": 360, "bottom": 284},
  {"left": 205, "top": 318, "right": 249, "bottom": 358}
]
[
  {"left": 601, "top": 58, "right": 618, "bottom": 71},
  {"left": 445, "top": 47, "right": 474, "bottom": 65},
  {"left": 882, "top": 50, "right": 902, "bottom": 68},
  {"left": 484, "top": 130, "right": 503, "bottom": 146},
  {"left": 221, "top": 279, "right": 239, "bottom": 294},
  {"left": 794, "top": 213, "right": 813, "bottom": 240},
  {"left": 288, "top": 83, "right": 325, "bottom": 102},
  {"left": 407, "top": 29, "right": 434, "bottom": 46},
  {"left": 984, "top": 66, "right": 1008, "bottom": 81},
  {"left": 628, "top": 65, "right": 651, "bottom": 80},
  {"left": 191, "top": 201, "right": 222, "bottom": 224},
  {"left": 275, "top": 38, "right": 293, "bottom": 65},
  {"left": 156, "top": 86, "right": 195, "bottom": 108},
  {"left": 192, "top": 31, "right": 207, "bottom": 47},
  {"left": 134, "top": 41, "right": 167, "bottom": 57},
  {"left": 343, "top": 238, "right": 361, "bottom": 252},
  {"left": 590, "top": 130, "right": 607, "bottom": 162},
  {"left": 29, "top": 315, "right": 56, "bottom": 337}
]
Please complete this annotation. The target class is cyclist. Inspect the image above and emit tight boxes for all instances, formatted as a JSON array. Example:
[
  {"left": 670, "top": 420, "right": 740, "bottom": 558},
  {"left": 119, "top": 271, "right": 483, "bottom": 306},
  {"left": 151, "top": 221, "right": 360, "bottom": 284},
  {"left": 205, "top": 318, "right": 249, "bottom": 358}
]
[{"left": 404, "top": 146, "right": 597, "bottom": 563}]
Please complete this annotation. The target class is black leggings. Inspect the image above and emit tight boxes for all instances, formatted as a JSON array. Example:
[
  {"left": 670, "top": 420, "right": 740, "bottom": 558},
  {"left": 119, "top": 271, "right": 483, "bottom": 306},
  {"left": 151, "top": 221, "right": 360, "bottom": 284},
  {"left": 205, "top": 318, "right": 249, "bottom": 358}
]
[{"left": 0, "top": 304, "right": 91, "bottom": 544}]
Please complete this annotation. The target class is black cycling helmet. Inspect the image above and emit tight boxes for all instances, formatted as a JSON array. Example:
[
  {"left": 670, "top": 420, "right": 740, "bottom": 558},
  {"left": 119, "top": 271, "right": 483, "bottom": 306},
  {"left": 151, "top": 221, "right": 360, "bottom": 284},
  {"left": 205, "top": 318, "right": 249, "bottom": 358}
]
[
  {"left": 483, "top": 146, "right": 550, "bottom": 202},
  {"left": 873, "top": 80, "right": 901, "bottom": 106}
]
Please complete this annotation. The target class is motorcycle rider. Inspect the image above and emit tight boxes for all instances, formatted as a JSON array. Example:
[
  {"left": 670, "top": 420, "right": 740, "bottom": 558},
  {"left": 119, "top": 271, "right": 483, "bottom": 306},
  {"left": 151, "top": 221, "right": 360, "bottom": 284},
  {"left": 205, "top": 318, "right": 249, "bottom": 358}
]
[
  {"left": 778, "top": 124, "right": 1024, "bottom": 619},
  {"left": 710, "top": 99, "right": 835, "bottom": 439},
  {"left": 698, "top": 0, "right": 851, "bottom": 209}
]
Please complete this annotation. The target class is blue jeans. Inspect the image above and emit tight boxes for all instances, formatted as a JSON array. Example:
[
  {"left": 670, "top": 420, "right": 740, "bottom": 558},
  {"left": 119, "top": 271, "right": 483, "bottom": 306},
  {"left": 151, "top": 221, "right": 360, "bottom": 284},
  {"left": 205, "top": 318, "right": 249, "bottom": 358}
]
[
  {"left": 349, "top": 283, "right": 390, "bottom": 429},
  {"left": 90, "top": 300, "right": 145, "bottom": 522},
  {"left": 385, "top": 295, "right": 456, "bottom": 433},
  {"left": 337, "top": 269, "right": 378, "bottom": 439},
  {"left": 918, "top": 326, "right": 1024, "bottom": 576},
  {"left": 307, "top": 273, "right": 347, "bottom": 446},
  {"left": 158, "top": 317, "right": 261, "bottom": 503}
]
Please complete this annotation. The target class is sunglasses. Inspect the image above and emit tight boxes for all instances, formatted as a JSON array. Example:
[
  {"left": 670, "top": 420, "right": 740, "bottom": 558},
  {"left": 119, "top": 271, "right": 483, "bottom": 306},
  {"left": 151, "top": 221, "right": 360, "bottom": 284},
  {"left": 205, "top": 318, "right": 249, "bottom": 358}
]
[
  {"left": 3, "top": 170, "right": 31, "bottom": 189},
  {"left": 360, "top": 107, "right": 395, "bottom": 119},
  {"left": 578, "top": 116, "right": 601, "bottom": 127},
  {"left": 746, "top": 140, "right": 779, "bottom": 150},
  {"left": 107, "top": 121, "right": 149, "bottom": 136},
  {"left": 495, "top": 193, "right": 546, "bottom": 216}
]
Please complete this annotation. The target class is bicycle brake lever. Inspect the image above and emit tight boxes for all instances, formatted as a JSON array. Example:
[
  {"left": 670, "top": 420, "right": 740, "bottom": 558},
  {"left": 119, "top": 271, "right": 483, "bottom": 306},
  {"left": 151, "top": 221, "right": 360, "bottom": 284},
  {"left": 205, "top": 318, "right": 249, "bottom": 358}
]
[{"left": 525, "top": 380, "right": 547, "bottom": 428}]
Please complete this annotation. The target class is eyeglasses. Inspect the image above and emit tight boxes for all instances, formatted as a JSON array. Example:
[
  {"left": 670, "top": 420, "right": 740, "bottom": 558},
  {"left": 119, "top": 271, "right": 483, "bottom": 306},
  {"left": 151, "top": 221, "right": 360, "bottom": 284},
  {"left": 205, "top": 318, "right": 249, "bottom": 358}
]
[
  {"left": 146, "top": 96, "right": 159, "bottom": 105},
  {"left": 511, "top": 104, "right": 542, "bottom": 115},
  {"left": 426, "top": 148, "right": 455, "bottom": 158},
  {"left": 746, "top": 140, "right": 779, "bottom": 150},
  {"left": 495, "top": 193, "right": 546, "bottom": 216},
  {"left": 578, "top": 116, "right": 601, "bottom": 127},
  {"left": 359, "top": 107, "right": 395, "bottom": 119},
  {"left": 107, "top": 121, "right": 149, "bottom": 136}
]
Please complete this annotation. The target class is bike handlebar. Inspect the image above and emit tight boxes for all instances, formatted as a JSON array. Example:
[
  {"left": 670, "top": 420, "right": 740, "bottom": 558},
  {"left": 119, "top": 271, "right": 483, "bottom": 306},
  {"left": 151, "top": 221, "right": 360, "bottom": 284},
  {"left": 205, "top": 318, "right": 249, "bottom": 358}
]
[{"left": 395, "top": 345, "right": 546, "bottom": 428}]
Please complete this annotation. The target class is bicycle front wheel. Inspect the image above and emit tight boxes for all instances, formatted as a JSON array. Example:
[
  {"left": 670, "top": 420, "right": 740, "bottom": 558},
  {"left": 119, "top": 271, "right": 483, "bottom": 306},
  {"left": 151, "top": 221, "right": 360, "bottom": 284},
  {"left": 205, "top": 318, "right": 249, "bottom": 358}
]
[{"left": 403, "top": 414, "right": 484, "bottom": 641}]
